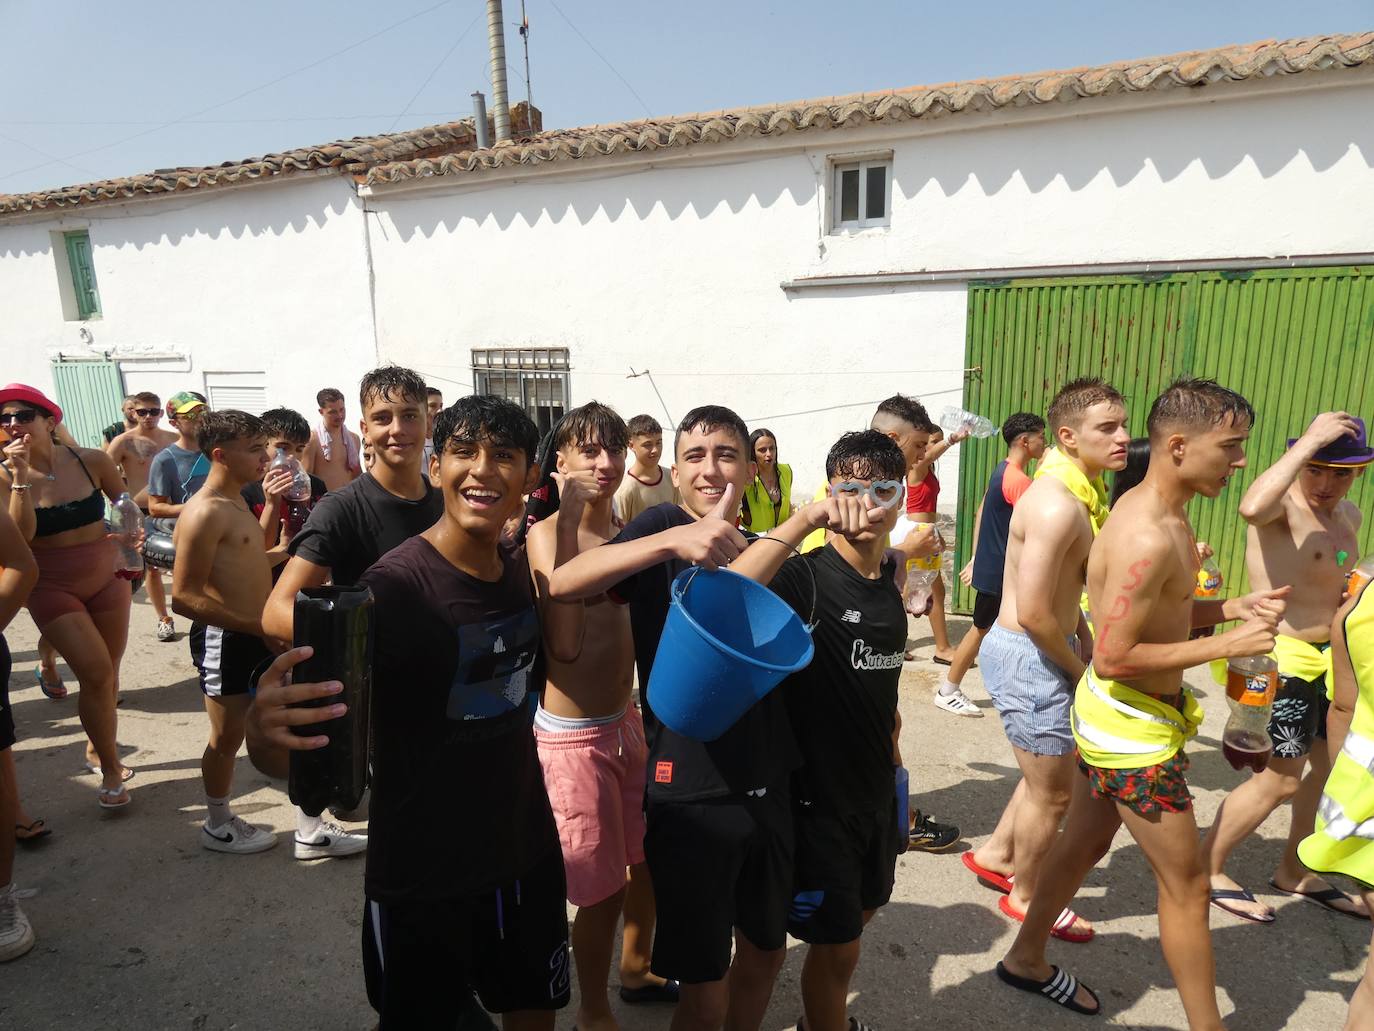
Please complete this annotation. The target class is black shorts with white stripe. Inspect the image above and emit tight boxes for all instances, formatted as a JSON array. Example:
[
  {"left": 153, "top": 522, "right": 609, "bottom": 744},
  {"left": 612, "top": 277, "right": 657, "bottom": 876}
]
[{"left": 188, "top": 623, "right": 272, "bottom": 698}]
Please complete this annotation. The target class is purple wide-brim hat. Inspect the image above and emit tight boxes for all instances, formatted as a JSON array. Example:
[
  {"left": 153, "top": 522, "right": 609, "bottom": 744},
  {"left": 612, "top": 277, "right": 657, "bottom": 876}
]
[{"left": 1288, "top": 416, "right": 1374, "bottom": 467}]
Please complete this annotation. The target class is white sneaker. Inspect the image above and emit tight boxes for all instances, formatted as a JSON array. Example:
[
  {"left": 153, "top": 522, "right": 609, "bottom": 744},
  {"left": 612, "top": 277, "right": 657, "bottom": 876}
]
[
  {"left": 0, "top": 886, "right": 35, "bottom": 962},
  {"left": 201, "top": 816, "right": 278, "bottom": 854},
  {"left": 156, "top": 618, "right": 175, "bottom": 642},
  {"left": 934, "top": 687, "right": 984, "bottom": 718},
  {"left": 295, "top": 820, "right": 368, "bottom": 861}
]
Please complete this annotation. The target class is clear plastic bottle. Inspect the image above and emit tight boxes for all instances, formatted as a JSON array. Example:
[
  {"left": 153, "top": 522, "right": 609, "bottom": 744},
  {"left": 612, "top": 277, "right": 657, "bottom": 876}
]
[
  {"left": 111, "top": 492, "right": 145, "bottom": 580},
  {"left": 1222, "top": 654, "right": 1278, "bottom": 773},
  {"left": 938, "top": 406, "right": 998, "bottom": 439},
  {"left": 270, "top": 447, "right": 313, "bottom": 541},
  {"left": 1189, "top": 555, "right": 1224, "bottom": 640},
  {"left": 902, "top": 525, "right": 943, "bottom": 616}
]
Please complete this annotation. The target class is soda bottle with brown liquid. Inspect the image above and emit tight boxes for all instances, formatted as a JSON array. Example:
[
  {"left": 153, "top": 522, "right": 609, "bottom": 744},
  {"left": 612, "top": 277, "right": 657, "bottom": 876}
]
[{"left": 1222, "top": 654, "right": 1277, "bottom": 773}]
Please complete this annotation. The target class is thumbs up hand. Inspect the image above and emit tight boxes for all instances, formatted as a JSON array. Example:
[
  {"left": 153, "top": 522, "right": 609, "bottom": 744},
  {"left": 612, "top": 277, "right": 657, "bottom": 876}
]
[{"left": 666, "top": 482, "right": 749, "bottom": 570}]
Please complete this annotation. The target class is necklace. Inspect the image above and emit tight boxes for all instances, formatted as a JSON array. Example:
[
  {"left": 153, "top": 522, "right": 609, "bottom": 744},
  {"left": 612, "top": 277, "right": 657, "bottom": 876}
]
[{"left": 205, "top": 485, "right": 249, "bottom": 512}]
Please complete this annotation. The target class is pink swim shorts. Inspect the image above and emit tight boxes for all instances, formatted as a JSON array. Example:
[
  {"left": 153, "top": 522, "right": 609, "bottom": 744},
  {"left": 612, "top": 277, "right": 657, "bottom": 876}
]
[{"left": 535, "top": 705, "right": 648, "bottom": 908}]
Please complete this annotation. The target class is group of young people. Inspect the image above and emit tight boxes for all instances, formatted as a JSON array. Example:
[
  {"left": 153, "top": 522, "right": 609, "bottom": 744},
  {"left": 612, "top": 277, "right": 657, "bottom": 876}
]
[{"left": 3, "top": 364, "right": 1374, "bottom": 1031}]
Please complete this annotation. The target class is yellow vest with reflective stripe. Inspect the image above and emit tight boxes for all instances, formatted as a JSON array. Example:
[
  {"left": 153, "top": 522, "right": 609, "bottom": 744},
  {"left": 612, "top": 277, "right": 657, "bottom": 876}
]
[
  {"left": 1298, "top": 583, "right": 1374, "bottom": 886},
  {"left": 1071, "top": 668, "right": 1203, "bottom": 770},
  {"left": 741, "top": 464, "right": 793, "bottom": 533}
]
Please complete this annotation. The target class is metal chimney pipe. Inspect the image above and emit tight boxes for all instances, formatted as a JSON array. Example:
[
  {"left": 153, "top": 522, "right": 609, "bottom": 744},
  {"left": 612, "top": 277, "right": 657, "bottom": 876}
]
[
  {"left": 471, "top": 91, "right": 491, "bottom": 149},
  {"left": 486, "top": 0, "right": 512, "bottom": 142}
]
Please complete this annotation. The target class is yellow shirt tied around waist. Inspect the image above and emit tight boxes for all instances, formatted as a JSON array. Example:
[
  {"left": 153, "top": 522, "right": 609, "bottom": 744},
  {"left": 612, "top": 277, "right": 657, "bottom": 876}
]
[
  {"left": 1299, "top": 585, "right": 1374, "bottom": 888},
  {"left": 1034, "top": 447, "right": 1110, "bottom": 536},
  {"left": 1208, "top": 636, "right": 1333, "bottom": 699},
  {"left": 1072, "top": 668, "right": 1204, "bottom": 770}
]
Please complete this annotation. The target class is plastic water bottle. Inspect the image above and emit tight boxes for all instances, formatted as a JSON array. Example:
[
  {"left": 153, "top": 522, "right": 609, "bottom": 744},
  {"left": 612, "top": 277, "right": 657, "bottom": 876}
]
[
  {"left": 1222, "top": 654, "right": 1278, "bottom": 773},
  {"left": 938, "top": 406, "right": 998, "bottom": 439},
  {"left": 289, "top": 586, "right": 374, "bottom": 817},
  {"left": 270, "top": 447, "right": 312, "bottom": 503},
  {"left": 110, "top": 493, "right": 144, "bottom": 580},
  {"left": 903, "top": 525, "right": 942, "bottom": 616}
]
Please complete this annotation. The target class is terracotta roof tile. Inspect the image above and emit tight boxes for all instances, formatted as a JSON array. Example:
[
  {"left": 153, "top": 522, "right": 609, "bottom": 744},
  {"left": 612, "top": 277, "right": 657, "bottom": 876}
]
[
  {"left": 0, "top": 104, "right": 540, "bottom": 216},
  {"left": 364, "top": 32, "right": 1374, "bottom": 188}
]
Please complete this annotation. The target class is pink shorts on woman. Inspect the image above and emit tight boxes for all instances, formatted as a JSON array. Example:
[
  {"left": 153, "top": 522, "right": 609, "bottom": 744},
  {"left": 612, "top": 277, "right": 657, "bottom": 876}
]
[{"left": 534, "top": 704, "right": 648, "bottom": 908}]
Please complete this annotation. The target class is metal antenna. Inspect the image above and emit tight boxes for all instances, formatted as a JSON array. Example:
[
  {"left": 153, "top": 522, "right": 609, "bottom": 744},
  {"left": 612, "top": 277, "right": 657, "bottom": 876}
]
[{"left": 518, "top": 0, "right": 533, "bottom": 120}]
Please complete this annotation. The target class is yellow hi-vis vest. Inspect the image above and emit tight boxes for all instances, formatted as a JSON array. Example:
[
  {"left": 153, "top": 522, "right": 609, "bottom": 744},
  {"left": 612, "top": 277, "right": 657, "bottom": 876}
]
[
  {"left": 741, "top": 464, "right": 793, "bottom": 534},
  {"left": 1071, "top": 668, "right": 1203, "bottom": 770},
  {"left": 1299, "top": 584, "right": 1374, "bottom": 887}
]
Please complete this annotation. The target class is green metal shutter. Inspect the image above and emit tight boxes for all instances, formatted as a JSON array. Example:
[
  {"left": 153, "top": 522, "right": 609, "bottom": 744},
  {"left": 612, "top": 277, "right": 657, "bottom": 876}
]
[
  {"left": 954, "top": 266, "right": 1374, "bottom": 613},
  {"left": 63, "top": 231, "right": 101, "bottom": 319},
  {"left": 49, "top": 360, "right": 126, "bottom": 448}
]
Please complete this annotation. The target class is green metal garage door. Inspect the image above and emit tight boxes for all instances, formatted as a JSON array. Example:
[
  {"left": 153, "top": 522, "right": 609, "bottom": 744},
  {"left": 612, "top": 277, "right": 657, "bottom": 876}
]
[{"left": 952, "top": 266, "right": 1374, "bottom": 613}]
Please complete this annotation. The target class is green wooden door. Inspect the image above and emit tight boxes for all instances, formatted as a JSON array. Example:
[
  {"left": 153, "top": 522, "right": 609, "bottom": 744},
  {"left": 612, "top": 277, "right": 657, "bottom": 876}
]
[
  {"left": 953, "top": 266, "right": 1374, "bottom": 613},
  {"left": 50, "top": 360, "right": 126, "bottom": 448}
]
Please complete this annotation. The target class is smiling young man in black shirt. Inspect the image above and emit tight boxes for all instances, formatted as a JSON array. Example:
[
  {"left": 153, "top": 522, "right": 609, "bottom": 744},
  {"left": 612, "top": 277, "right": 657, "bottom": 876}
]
[
  {"left": 550, "top": 405, "right": 881, "bottom": 1031},
  {"left": 765, "top": 430, "right": 909, "bottom": 1031},
  {"left": 250, "top": 395, "right": 568, "bottom": 1030}
]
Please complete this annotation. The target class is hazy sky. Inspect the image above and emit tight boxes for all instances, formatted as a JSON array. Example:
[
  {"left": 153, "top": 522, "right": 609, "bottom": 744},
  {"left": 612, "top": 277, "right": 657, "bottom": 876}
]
[{"left": 0, "top": 0, "right": 1367, "bottom": 195}]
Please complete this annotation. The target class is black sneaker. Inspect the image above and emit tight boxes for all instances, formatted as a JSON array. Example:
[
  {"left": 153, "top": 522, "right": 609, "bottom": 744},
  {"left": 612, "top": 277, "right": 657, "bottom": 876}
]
[{"left": 908, "top": 810, "right": 960, "bottom": 852}]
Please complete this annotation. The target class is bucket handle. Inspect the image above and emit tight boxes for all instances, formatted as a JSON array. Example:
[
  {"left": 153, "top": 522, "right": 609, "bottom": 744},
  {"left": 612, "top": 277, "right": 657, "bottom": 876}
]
[{"left": 679, "top": 536, "right": 819, "bottom": 632}]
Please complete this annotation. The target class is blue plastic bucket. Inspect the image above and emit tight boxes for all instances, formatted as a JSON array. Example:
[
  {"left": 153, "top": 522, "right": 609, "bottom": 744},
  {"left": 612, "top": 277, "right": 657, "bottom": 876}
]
[{"left": 647, "top": 566, "right": 815, "bottom": 741}]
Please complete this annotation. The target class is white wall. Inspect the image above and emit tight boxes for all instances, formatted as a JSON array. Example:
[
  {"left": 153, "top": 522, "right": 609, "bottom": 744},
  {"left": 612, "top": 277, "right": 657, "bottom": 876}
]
[
  {"left": 0, "top": 175, "right": 379, "bottom": 432},
  {"left": 365, "top": 74, "right": 1374, "bottom": 499}
]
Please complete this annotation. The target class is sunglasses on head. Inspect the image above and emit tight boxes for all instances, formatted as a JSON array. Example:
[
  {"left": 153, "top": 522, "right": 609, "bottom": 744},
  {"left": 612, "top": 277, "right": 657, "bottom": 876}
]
[
  {"left": 134, "top": 408, "right": 161, "bottom": 418},
  {"left": 0, "top": 409, "right": 39, "bottom": 426},
  {"left": 830, "top": 479, "right": 905, "bottom": 509}
]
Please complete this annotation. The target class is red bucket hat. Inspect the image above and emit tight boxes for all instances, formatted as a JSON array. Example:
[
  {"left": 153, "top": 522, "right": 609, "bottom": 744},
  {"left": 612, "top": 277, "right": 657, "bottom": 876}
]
[{"left": 0, "top": 383, "right": 62, "bottom": 423}]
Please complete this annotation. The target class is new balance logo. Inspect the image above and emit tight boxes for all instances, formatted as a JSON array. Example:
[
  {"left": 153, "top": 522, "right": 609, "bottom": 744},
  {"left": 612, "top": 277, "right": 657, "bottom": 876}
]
[
  {"left": 493, "top": 637, "right": 506, "bottom": 654},
  {"left": 841, "top": 609, "right": 861, "bottom": 624}
]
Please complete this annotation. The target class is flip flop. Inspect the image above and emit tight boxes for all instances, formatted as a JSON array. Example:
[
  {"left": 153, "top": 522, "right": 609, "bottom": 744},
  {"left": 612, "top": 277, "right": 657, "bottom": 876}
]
[
  {"left": 83, "top": 762, "right": 135, "bottom": 783},
  {"left": 15, "top": 819, "right": 52, "bottom": 845},
  {"left": 1209, "top": 887, "right": 1274, "bottom": 923},
  {"left": 619, "top": 980, "right": 680, "bottom": 1004},
  {"left": 998, "top": 894, "right": 1095, "bottom": 943},
  {"left": 962, "top": 850, "right": 1013, "bottom": 894},
  {"left": 996, "top": 961, "right": 1101, "bottom": 1016},
  {"left": 1268, "top": 878, "right": 1368, "bottom": 920},
  {"left": 97, "top": 786, "right": 131, "bottom": 810},
  {"left": 34, "top": 666, "right": 67, "bottom": 700}
]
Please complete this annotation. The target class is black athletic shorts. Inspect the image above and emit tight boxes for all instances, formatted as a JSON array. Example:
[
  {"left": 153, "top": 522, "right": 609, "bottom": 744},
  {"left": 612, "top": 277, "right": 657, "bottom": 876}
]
[
  {"left": 362, "top": 846, "right": 571, "bottom": 1025},
  {"left": 188, "top": 623, "right": 272, "bottom": 698},
  {"left": 644, "top": 785, "right": 794, "bottom": 983},
  {"left": 972, "top": 591, "right": 1002, "bottom": 631},
  {"left": 1269, "top": 671, "right": 1330, "bottom": 760},
  {"left": 788, "top": 803, "right": 899, "bottom": 944},
  {"left": 0, "top": 634, "right": 14, "bottom": 752}
]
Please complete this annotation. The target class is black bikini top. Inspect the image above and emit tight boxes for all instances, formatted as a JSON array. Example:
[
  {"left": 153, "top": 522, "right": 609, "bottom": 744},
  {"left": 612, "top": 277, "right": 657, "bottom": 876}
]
[{"left": 30, "top": 447, "right": 105, "bottom": 538}]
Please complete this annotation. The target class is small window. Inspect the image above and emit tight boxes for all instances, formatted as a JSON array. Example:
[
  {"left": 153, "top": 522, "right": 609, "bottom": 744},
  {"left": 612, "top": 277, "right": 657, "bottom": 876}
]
[
  {"left": 832, "top": 158, "right": 891, "bottom": 231},
  {"left": 63, "top": 230, "right": 102, "bottom": 320},
  {"left": 471, "top": 348, "right": 570, "bottom": 436}
]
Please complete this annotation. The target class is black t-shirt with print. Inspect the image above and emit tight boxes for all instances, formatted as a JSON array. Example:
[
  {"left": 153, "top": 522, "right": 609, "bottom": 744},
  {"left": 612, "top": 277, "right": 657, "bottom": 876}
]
[
  {"left": 358, "top": 536, "right": 557, "bottom": 902},
  {"left": 610, "top": 503, "right": 800, "bottom": 803},
  {"left": 288, "top": 473, "right": 441, "bottom": 586},
  {"left": 769, "top": 543, "right": 906, "bottom": 814}
]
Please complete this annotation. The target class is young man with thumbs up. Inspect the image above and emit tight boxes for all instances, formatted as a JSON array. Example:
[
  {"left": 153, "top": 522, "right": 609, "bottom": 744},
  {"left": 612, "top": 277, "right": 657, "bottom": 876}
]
[{"left": 550, "top": 405, "right": 883, "bottom": 1031}]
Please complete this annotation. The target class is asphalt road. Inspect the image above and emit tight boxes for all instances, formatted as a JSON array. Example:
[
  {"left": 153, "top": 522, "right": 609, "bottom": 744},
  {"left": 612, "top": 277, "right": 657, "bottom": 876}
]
[{"left": 1, "top": 593, "right": 1367, "bottom": 1030}]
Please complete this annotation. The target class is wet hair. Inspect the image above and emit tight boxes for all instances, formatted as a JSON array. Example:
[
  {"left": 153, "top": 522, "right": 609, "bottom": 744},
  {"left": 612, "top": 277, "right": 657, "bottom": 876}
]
[
  {"left": 197, "top": 410, "right": 267, "bottom": 459},
  {"left": 1046, "top": 377, "right": 1125, "bottom": 433},
  {"left": 426, "top": 386, "right": 443, "bottom": 400},
  {"left": 259, "top": 407, "right": 311, "bottom": 445},
  {"left": 317, "top": 387, "right": 345, "bottom": 407},
  {"left": 357, "top": 366, "right": 427, "bottom": 412},
  {"left": 432, "top": 394, "right": 539, "bottom": 465},
  {"left": 826, "top": 430, "right": 907, "bottom": 483},
  {"left": 873, "top": 394, "right": 935, "bottom": 433},
  {"left": 133, "top": 391, "right": 160, "bottom": 407},
  {"left": 627, "top": 414, "right": 662, "bottom": 438},
  {"left": 749, "top": 427, "right": 778, "bottom": 463},
  {"left": 552, "top": 401, "right": 628, "bottom": 455},
  {"left": 1110, "top": 437, "right": 1151, "bottom": 507},
  {"left": 1146, "top": 378, "right": 1255, "bottom": 442},
  {"left": 674, "top": 405, "right": 749, "bottom": 456},
  {"left": 1002, "top": 411, "right": 1045, "bottom": 445}
]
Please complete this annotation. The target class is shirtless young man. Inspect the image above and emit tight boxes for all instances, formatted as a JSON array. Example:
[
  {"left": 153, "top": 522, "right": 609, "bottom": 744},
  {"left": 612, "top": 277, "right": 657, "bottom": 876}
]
[
  {"left": 527, "top": 403, "right": 673, "bottom": 1031},
  {"left": 965, "top": 380, "right": 1127, "bottom": 943},
  {"left": 106, "top": 391, "right": 177, "bottom": 640},
  {"left": 999, "top": 379, "right": 1287, "bottom": 1028},
  {"left": 304, "top": 388, "right": 362, "bottom": 493},
  {"left": 174, "top": 410, "right": 366, "bottom": 860},
  {"left": 1201, "top": 411, "right": 1371, "bottom": 922}
]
